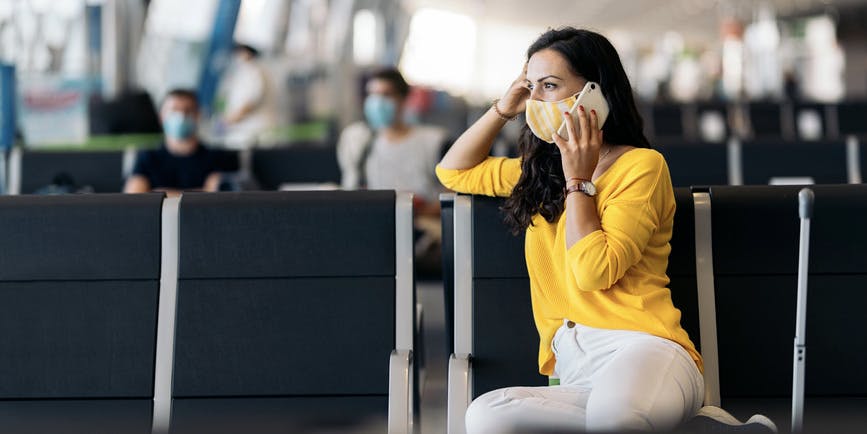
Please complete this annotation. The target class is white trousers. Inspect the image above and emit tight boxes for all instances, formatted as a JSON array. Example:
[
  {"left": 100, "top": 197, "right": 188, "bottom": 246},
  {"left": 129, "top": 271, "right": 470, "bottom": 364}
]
[{"left": 465, "top": 320, "right": 704, "bottom": 433}]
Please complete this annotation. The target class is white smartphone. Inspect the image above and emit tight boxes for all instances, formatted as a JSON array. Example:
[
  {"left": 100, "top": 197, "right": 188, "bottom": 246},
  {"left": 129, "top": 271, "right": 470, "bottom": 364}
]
[{"left": 556, "top": 81, "right": 609, "bottom": 140}]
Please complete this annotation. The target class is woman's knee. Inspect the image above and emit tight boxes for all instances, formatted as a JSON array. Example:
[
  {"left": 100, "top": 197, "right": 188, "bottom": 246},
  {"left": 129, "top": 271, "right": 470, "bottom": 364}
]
[
  {"left": 464, "top": 388, "right": 527, "bottom": 434},
  {"left": 465, "top": 389, "right": 509, "bottom": 434}
]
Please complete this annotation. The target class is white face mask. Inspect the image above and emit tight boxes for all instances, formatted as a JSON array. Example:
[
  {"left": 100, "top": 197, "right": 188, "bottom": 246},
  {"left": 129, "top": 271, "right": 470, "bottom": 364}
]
[{"left": 524, "top": 92, "right": 580, "bottom": 143}]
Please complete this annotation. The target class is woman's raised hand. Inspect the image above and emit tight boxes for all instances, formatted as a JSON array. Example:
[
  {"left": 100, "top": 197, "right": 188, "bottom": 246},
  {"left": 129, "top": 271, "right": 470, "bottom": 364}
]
[
  {"left": 496, "top": 63, "right": 530, "bottom": 118},
  {"left": 552, "top": 105, "right": 604, "bottom": 181}
]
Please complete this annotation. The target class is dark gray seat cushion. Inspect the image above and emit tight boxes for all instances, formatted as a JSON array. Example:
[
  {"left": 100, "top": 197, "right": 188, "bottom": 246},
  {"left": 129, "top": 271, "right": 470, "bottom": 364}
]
[
  {"left": 174, "top": 191, "right": 398, "bottom": 398},
  {"left": 173, "top": 277, "right": 394, "bottom": 397},
  {"left": 251, "top": 145, "right": 341, "bottom": 189},
  {"left": 0, "top": 194, "right": 163, "bottom": 399},
  {"left": 656, "top": 142, "right": 729, "bottom": 187},
  {"left": 179, "top": 191, "right": 395, "bottom": 279},
  {"left": 0, "top": 400, "right": 153, "bottom": 434},
  {"left": 470, "top": 196, "right": 541, "bottom": 397},
  {"left": 0, "top": 194, "right": 163, "bottom": 280},
  {"left": 709, "top": 185, "right": 867, "bottom": 399},
  {"left": 20, "top": 151, "right": 126, "bottom": 194},
  {"left": 741, "top": 140, "right": 848, "bottom": 185},
  {"left": 171, "top": 396, "right": 388, "bottom": 434}
]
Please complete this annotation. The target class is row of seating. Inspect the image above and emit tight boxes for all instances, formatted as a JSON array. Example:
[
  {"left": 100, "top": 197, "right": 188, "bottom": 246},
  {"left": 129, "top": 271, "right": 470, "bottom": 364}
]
[
  {"left": 0, "top": 191, "right": 414, "bottom": 434},
  {"left": 657, "top": 137, "right": 865, "bottom": 187},
  {"left": 3, "top": 136, "right": 865, "bottom": 195},
  {"left": 441, "top": 185, "right": 867, "bottom": 434},
  {"left": 0, "top": 144, "right": 342, "bottom": 195},
  {"left": 644, "top": 100, "right": 867, "bottom": 142}
]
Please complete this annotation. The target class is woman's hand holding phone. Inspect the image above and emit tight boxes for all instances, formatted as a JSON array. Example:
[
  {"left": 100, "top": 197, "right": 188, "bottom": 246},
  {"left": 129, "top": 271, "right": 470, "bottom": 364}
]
[{"left": 552, "top": 104, "right": 604, "bottom": 181}]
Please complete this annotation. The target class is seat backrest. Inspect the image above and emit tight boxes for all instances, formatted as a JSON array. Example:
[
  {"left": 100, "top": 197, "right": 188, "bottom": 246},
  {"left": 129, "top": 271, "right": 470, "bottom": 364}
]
[
  {"left": 656, "top": 142, "right": 729, "bottom": 187},
  {"left": 251, "top": 144, "right": 341, "bottom": 189},
  {"left": 740, "top": 140, "right": 848, "bottom": 185},
  {"left": 667, "top": 188, "right": 701, "bottom": 353},
  {"left": 708, "top": 185, "right": 867, "bottom": 399},
  {"left": 836, "top": 101, "right": 867, "bottom": 137},
  {"left": 0, "top": 194, "right": 163, "bottom": 399},
  {"left": 651, "top": 103, "right": 686, "bottom": 141},
  {"left": 469, "top": 195, "right": 544, "bottom": 398},
  {"left": 173, "top": 190, "right": 398, "bottom": 398},
  {"left": 747, "top": 102, "right": 785, "bottom": 138},
  {"left": 18, "top": 150, "right": 126, "bottom": 194}
]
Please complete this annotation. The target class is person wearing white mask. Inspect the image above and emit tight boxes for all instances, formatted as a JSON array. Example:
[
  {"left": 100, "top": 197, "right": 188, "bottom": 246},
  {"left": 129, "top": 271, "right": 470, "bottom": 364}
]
[
  {"left": 124, "top": 89, "right": 224, "bottom": 196},
  {"left": 336, "top": 67, "right": 447, "bottom": 273}
]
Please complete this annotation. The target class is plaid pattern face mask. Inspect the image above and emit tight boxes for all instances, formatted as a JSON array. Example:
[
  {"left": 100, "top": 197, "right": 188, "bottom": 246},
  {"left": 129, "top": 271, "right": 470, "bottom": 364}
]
[{"left": 524, "top": 93, "right": 578, "bottom": 143}]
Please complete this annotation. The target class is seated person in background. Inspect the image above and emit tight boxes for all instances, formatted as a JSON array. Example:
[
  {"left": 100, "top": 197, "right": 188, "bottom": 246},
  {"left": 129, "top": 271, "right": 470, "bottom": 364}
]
[
  {"left": 124, "top": 89, "right": 222, "bottom": 196},
  {"left": 337, "top": 67, "right": 447, "bottom": 271}
]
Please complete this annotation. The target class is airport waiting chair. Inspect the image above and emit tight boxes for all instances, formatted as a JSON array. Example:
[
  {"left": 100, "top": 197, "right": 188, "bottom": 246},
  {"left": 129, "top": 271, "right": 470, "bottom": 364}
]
[
  {"left": 695, "top": 185, "right": 867, "bottom": 433},
  {"left": 738, "top": 139, "right": 851, "bottom": 185},
  {"left": 667, "top": 188, "right": 702, "bottom": 353},
  {"left": 156, "top": 190, "right": 415, "bottom": 434},
  {"left": 650, "top": 103, "right": 687, "bottom": 142},
  {"left": 746, "top": 102, "right": 789, "bottom": 139},
  {"left": 6, "top": 147, "right": 128, "bottom": 194},
  {"left": 834, "top": 101, "right": 867, "bottom": 139},
  {"left": 447, "top": 194, "right": 544, "bottom": 434},
  {"left": 88, "top": 91, "right": 163, "bottom": 135},
  {"left": 0, "top": 193, "right": 165, "bottom": 434},
  {"left": 446, "top": 192, "right": 702, "bottom": 434},
  {"left": 250, "top": 144, "right": 342, "bottom": 190},
  {"left": 655, "top": 141, "right": 730, "bottom": 187}
]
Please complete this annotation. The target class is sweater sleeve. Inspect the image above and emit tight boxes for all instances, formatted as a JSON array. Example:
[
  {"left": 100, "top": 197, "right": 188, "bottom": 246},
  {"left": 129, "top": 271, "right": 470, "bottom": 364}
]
[
  {"left": 435, "top": 157, "right": 521, "bottom": 197},
  {"left": 565, "top": 154, "right": 667, "bottom": 292}
]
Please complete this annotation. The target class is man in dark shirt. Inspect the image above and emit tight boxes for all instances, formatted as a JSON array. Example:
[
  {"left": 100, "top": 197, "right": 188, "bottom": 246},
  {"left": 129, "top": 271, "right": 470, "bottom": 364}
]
[{"left": 124, "top": 89, "right": 222, "bottom": 196}]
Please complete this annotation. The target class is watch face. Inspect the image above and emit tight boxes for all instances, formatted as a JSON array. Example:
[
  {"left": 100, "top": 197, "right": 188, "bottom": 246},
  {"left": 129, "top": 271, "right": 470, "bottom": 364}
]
[{"left": 581, "top": 180, "right": 597, "bottom": 196}]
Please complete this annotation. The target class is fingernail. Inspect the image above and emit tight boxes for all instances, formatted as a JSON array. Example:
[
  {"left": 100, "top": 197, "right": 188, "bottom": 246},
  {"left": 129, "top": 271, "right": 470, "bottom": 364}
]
[
  {"left": 563, "top": 111, "right": 569, "bottom": 116},
  {"left": 579, "top": 105, "right": 584, "bottom": 112},
  {"left": 591, "top": 109, "right": 596, "bottom": 115}
]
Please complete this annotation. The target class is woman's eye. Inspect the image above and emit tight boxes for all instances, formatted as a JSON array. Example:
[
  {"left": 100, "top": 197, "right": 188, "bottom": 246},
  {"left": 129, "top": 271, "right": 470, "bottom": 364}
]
[{"left": 543, "top": 82, "right": 556, "bottom": 90}]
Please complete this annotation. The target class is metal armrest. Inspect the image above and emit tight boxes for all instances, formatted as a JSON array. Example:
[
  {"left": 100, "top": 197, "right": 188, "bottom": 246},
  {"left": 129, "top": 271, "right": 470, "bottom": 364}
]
[
  {"left": 447, "top": 353, "right": 471, "bottom": 434},
  {"left": 388, "top": 349, "right": 414, "bottom": 434}
]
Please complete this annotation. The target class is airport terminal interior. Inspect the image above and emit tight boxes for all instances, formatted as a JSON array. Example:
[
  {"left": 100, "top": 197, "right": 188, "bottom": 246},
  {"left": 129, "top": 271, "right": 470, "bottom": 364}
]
[{"left": 0, "top": 0, "right": 866, "bottom": 433}]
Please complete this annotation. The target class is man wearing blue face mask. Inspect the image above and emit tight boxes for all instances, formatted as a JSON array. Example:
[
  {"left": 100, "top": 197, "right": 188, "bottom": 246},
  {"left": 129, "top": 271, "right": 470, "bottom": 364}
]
[
  {"left": 124, "top": 89, "right": 223, "bottom": 196},
  {"left": 336, "top": 67, "right": 448, "bottom": 274},
  {"left": 337, "top": 68, "right": 446, "bottom": 213}
]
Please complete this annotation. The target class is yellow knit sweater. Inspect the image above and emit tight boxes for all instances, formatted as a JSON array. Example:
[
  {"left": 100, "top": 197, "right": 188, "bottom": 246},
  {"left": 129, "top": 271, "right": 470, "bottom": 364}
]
[{"left": 436, "top": 148, "right": 702, "bottom": 375}]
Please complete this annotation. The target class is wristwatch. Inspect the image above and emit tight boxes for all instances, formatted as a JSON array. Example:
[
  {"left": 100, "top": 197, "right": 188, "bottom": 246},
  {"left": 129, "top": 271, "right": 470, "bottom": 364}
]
[{"left": 565, "top": 180, "right": 597, "bottom": 197}]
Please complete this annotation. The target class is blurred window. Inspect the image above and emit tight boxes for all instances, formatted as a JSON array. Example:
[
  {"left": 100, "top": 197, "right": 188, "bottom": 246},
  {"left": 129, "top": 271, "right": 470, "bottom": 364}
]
[
  {"left": 353, "top": 9, "right": 378, "bottom": 65},
  {"left": 399, "top": 8, "right": 476, "bottom": 97}
]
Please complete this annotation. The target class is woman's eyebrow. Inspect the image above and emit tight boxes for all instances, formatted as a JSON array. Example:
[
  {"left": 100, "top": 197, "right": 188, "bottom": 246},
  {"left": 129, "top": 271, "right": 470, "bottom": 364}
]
[{"left": 525, "top": 75, "right": 563, "bottom": 83}]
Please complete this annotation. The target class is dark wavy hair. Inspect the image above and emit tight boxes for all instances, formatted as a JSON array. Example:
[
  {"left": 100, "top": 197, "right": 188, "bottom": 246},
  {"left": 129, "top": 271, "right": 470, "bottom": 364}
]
[{"left": 502, "top": 27, "right": 651, "bottom": 234}]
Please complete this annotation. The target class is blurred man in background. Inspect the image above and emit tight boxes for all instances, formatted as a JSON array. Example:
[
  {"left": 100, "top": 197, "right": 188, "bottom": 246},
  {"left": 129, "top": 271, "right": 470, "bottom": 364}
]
[
  {"left": 337, "top": 67, "right": 447, "bottom": 274},
  {"left": 124, "top": 89, "right": 224, "bottom": 196}
]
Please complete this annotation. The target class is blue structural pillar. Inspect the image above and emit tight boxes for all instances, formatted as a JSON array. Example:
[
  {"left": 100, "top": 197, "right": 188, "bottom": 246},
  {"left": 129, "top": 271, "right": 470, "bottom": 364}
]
[
  {"left": 0, "top": 63, "right": 15, "bottom": 150},
  {"left": 198, "top": 0, "right": 241, "bottom": 117}
]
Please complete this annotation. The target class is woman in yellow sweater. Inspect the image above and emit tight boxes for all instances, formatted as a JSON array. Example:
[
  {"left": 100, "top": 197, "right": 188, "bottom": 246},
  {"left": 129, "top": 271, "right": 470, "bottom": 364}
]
[{"left": 437, "top": 28, "right": 709, "bottom": 433}]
